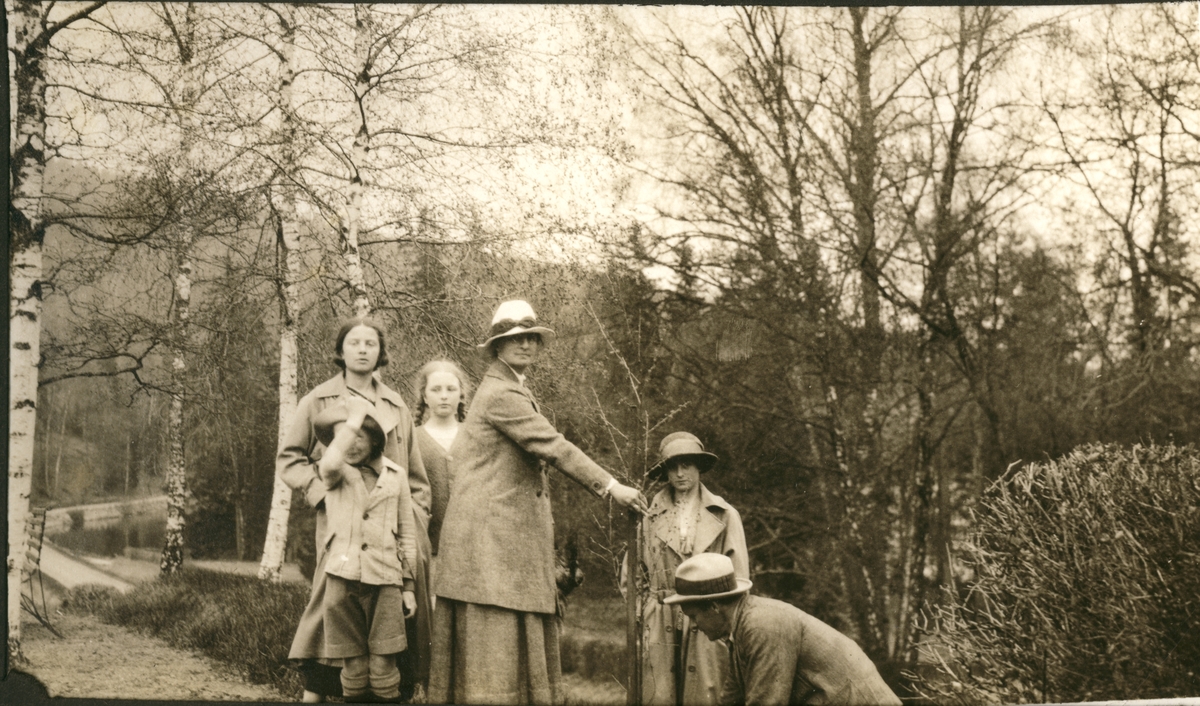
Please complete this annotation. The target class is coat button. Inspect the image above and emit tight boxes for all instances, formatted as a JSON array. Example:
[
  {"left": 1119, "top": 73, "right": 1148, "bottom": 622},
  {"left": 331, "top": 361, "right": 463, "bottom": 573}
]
[
  {"left": 688, "top": 665, "right": 696, "bottom": 673},
  {"left": 536, "top": 489, "right": 543, "bottom": 497},
  {"left": 362, "top": 543, "right": 368, "bottom": 551},
  {"left": 363, "top": 512, "right": 369, "bottom": 520}
]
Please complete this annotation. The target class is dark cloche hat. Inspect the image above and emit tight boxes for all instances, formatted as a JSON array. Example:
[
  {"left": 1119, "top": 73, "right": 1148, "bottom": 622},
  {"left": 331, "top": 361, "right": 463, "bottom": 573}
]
[
  {"left": 648, "top": 431, "right": 718, "bottom": 482},
  {"left": 312, "top": 401, "right": 386, "bottom": 454}
]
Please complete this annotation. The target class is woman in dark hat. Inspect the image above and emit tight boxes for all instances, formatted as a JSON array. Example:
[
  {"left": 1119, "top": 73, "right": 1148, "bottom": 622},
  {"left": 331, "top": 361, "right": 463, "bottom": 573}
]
[
  {"left": 429, "top": 300, "right": 648, "bottom": 705},
  {"left": 626, "top": 432, "right": 749, "bottom": 706}
]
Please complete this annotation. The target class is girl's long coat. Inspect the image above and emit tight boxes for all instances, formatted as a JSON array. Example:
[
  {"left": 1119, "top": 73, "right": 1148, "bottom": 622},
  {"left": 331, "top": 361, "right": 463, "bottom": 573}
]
[
  {"left": 434, "top": 361, "right": 614, "bottom": 615},
  {"left": 636, "top": 484, "right": 749, "bottom": 706},
  {"left": 414, "top": 426, "right": 451, "bottom": 554},
  {"left": 277, "top": 373, "right": 430, "bottom": 662}
]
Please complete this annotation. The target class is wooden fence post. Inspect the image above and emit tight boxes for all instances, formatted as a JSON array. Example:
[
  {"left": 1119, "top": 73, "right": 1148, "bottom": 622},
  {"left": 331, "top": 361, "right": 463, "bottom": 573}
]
[{"left": 626, "top": 509, "right": 642, "bottom": 705}]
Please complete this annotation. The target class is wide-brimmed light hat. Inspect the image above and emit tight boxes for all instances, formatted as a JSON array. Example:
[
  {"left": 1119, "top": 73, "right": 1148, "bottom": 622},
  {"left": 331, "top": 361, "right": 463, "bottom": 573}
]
[
  {"left": 663, "top": 553, "right": 752, "bottom": 605},
  {"left": 648, "top": 431, "right": 719, "bottom": 482},
  {"left": 313, "top": 401, "right": 386, "bottom": 453},
  {"left": 477, "top": 299, "right": 556, "bottom": 349}
]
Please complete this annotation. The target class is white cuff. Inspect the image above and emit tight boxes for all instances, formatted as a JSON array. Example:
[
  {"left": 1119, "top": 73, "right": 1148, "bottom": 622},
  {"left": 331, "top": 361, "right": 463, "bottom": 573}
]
[{"left": 604, "top": 478, "right": 618, "bottom": 496}]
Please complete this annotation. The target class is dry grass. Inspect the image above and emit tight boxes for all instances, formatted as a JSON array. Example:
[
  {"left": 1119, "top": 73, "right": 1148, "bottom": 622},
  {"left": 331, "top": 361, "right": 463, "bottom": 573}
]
[
  {"left": 562, "top": 672, "right": 627, "bottom": 706},
  {"left": 62, "top": 571, "right": 636, "bottom": 702},
  {"left": 61, "top": 567, "right": 309, "bottom": 698}
]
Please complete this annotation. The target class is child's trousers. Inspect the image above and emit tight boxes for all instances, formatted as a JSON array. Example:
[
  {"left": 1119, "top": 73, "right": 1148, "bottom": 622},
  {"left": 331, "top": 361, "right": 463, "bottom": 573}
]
[
  {"left": 324, "top": 575, "right": 407, "bottom": 657},
  {"left": 324, "top": 575, "right": 406, "bottom": 700}
]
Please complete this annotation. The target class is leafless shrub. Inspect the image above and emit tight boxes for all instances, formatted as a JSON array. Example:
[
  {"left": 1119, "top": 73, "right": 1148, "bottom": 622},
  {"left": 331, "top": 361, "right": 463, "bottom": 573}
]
[{"left": 913, "top": 443, "right": 1200, "bottom": 704}]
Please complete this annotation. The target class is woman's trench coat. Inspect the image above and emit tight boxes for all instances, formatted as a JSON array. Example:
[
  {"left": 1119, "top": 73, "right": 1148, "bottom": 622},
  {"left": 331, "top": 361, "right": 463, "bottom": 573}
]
[
  {"left": 630, "top": 484, "right": 749, "bottom": 706},
  {"left": 277, "top": 373, "right": 431, "bottom": 667}
]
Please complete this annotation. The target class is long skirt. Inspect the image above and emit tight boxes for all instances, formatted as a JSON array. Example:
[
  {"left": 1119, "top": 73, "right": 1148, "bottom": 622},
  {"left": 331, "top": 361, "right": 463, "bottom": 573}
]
[
  {"left": 289, "top": 525, "right": 344, "bottom": 697},
  {"left": 428, "top": 598, "right": 563, "bottom": 705},
  {"left": 398, "top": 509, "right": 434, "bottom": 693}
]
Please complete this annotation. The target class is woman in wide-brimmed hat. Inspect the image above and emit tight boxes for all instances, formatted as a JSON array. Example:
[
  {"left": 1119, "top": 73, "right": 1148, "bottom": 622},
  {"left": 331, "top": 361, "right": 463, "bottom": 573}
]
[
  {"left": 429, "top": 300, "right": 648, "bottom": 705},
  {"left": 623, "top": 431, "right": 749, "bottom": 706}
]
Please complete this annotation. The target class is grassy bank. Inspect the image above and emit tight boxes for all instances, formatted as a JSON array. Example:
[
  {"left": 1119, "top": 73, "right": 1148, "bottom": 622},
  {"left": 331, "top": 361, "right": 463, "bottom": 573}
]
[
  {"left": 560, "top": 594, "right": 627, "bottom": 685},
  {"left": 62, "top": 568, "right": 309, "bottom": 699},
  {"left": 62, "top": 569, "right": 633, "bottom": 704}
]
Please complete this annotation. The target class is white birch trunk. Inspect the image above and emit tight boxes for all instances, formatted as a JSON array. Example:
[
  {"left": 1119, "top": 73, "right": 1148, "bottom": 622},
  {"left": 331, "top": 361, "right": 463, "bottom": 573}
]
[
  {"left": 161, "top": 260, "right": 192, "bottom": 574},
  {"left": 259, "top": 3, "right": 301, "bottom": 582},
  {"left": 343, "top": 4, "right": 372, "bottom": 318},
  {"left": 8, "top": 0, "right": 53, "bottom": 665},
  {"left": 160, "top": 3, "right": 200, "bottom": 575},
  {"left": 258, "top": 315, "right": 298, "bottom": 581}
]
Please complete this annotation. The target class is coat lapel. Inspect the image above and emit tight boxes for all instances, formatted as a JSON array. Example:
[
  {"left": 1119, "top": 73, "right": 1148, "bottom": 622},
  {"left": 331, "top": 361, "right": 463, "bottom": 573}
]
[
  {"left": 692, "top": 508, "right": 727, "bottom": 555},
  {"left": 311, "top": 373, "right": 405, "bottom": 435},
  {"left": 649, "top": 490, "right": 689, "bottom": 558},
  {"left": 653, "top": 510, "right": 687, "bottom": 559},
  {"left": 487, "top": 360, "right": 539, "bottom": 413},
  {"left": 371, "top": 384, "right": 403, "bottom": 435},
  {"left": 365, "top": 458, "right": 402, "bottom": 507},
  {"left": 693, "top": 484, "right": 731, "bottom": 553}
]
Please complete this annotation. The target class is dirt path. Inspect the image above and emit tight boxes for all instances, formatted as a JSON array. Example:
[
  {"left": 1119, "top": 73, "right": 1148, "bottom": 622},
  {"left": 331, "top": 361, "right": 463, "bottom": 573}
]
[
  {"left": 8, "top": 550, "right": 621, "bottom": 704},
  {"left": 5, "top": 550, "right": 302, "bottom": 704},
  {"left": 12, "top": 610, "right": 285, "bottom": 702}
]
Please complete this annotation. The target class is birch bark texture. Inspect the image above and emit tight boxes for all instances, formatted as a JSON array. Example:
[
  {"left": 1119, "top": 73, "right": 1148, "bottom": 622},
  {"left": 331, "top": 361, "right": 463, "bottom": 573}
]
[
  {"left": 342, "top": 3, "right": 374, "bottom": 318},
  {"left": 259, "top": 2, "right": 303, "bottom": 582},
  {"left": 160, "top": 2, "right": 203, "bottom": 575},
  {"left": 8, "top": 0, "right": 107, "bottom": 664}
]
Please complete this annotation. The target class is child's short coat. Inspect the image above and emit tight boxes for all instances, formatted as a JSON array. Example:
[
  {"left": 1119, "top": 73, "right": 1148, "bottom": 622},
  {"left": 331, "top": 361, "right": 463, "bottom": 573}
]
[{"left": 322, "top": 454, "right": 417, "bottom": 588}]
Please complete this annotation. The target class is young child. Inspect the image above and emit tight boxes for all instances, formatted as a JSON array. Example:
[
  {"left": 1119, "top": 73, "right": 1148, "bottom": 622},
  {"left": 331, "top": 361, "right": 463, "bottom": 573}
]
[{"left": 311, "top": 395, "right": 418, "bottom": 702}]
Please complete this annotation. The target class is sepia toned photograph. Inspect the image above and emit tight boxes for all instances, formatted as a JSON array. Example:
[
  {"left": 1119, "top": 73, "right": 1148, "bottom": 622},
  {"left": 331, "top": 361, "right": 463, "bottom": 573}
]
[{"left": 7, "top": 3, "right": 1200, "bottom": 705}]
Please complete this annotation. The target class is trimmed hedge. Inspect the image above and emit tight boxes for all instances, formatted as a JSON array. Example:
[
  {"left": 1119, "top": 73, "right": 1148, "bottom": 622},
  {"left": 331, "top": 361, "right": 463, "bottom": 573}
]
[
  {"left": 915, "top": 443, "right": 1200, "bottom": 703},
  {"left": 62, "top": 568, "right": 310, "bottom": 698}
]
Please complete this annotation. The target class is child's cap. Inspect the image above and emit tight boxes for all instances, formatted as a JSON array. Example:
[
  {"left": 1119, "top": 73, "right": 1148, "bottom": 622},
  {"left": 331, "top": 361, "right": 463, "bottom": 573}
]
[{"left": 313, "top": 401, "right": 386, "bottom": 456}]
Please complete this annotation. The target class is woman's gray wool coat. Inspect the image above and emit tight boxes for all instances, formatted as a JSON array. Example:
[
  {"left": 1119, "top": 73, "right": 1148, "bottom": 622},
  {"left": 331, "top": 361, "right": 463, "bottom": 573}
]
[{"left": 434, "top": 360, "right": 614, "bottom": 615}]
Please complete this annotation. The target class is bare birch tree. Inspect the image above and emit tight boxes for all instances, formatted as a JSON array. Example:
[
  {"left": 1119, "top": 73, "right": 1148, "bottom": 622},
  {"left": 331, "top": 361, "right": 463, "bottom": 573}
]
[
  {"left": 155, "top": 2, "right": 205, "bottom": 573},
  {"left": 61, "top": 1, "right": 267, "bottom": 573},
  {"left": 258, "top": 1, "right": 304, "bottom": 581},
  {"left": 8, "top": 0, "right": 107, "bottom": 665}
]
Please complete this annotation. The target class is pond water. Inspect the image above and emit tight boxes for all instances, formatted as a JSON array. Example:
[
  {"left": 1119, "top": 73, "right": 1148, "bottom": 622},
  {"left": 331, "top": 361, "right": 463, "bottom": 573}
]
[{"left": 47, "top": 513, "right": 166, "bottom": 557}]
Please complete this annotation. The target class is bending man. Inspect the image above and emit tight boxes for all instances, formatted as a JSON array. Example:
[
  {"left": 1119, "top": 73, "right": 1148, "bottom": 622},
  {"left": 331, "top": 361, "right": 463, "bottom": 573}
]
[{"left": 664, "top": 554, "right": 901, "bottom": 706}]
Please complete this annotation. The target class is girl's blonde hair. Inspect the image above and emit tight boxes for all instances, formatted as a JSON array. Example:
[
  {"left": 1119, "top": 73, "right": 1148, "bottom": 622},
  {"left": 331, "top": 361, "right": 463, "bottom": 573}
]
[{"left": 413, "top": 359, "right": 472, "bottom": 423}]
